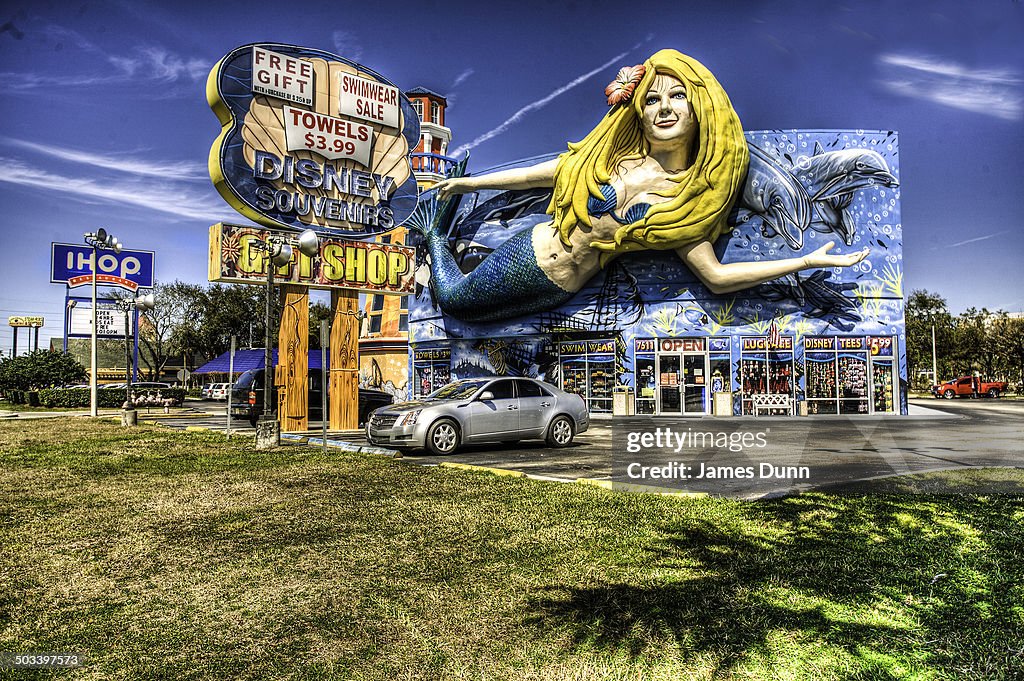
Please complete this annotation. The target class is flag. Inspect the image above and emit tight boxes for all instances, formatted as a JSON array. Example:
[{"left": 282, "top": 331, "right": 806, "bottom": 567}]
[{"left": 768, "top": 318, "right": 781, "bottom": 348}]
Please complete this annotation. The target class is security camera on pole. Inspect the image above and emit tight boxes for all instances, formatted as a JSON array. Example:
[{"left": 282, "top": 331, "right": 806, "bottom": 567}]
[{"left": 83, "top": 228, "right": 121, "bottom": 418}]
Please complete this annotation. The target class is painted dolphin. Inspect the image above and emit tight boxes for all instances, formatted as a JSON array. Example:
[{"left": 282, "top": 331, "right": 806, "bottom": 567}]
[
  {"left": 796, "top": 142, "right": 899, "bottom": 201},
  {"left": 731, "top": 143, "right": 812, "bottom": 251},
  {"left": 794, "top": 142, "right": 899, "bottom": 245}
]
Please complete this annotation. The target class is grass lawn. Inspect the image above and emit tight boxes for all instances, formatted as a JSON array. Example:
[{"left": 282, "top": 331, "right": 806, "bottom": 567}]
[{"left": 1, "top": 420, "right": 1022, "bottom": 680}]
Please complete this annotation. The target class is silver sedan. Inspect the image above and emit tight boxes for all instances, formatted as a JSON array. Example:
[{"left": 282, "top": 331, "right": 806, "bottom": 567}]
[{"left": 365, "top": 377, "right": 589, "bottom": 455}]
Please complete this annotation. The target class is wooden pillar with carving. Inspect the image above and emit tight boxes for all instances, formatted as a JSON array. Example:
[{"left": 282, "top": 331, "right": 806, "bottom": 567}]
[
  {"left": 277, "top": 284, "right": 309, "bottom": 433},
  {"left": 330, "top": 289, "right": 360, "bottom": 430}
]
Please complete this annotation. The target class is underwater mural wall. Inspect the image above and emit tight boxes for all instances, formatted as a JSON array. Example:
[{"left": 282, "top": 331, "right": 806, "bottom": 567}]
[{"left": 407, "top": 130, "right": 907, "bottom": 416}]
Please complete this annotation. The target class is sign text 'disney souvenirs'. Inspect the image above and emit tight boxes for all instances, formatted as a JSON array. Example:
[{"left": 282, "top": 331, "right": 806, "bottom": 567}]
[{"left": 208, "top": 43, "right": 420, "bottom": 237}]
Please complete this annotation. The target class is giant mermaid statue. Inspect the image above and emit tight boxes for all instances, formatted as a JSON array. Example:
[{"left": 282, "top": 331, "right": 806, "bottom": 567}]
[{"left": 417, "top": 49, "right": 869, "bottom": 323}]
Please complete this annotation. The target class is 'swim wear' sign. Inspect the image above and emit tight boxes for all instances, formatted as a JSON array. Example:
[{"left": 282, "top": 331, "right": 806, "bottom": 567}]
[
  {"left": 209, "top": 223, "right": 415, "bottom": 294},
  {"left": 208, "top": 43, "right": 420, "bottom": 237}
]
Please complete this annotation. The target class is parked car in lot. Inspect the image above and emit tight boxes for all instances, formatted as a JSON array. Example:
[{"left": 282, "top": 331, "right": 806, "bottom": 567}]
[
  {"left": 102, "top": 381, "right": 170, "bottom": 390},
  {"left": 211, "top": 383, "right": 230, "bottom": 401},
  {"left": 365, "top": 377, "right": 590, "bottom": 455},
  {"left": 229, "top": 368, "right": 393, "bottom": 427},
  {"left": 932, "top": 376, "right": 1009, "bottom": 399},
  {"left": 200, "top": 383, "right": 216, "bottom": 400}
]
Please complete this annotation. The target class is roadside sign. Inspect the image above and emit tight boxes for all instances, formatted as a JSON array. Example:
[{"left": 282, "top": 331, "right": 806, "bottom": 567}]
[
  {"left": 51, "top": 243, "right": 155, "bottom": 291},
  {"left": 68, "top": 306, "right": 130, "bottom": 338}
]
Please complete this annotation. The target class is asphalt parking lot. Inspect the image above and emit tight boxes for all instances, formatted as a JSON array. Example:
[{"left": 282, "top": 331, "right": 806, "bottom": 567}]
[{"left": 153, "top": 397, "right": 1023, "bottom": 497}]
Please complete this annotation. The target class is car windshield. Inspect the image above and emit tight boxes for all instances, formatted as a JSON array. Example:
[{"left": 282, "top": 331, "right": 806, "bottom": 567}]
[
  {"left": 429, "top": 380, "right": 489, "bottom": 400},
  {"left": 234, "top": 371, "right": 257, "bottom": 389}
]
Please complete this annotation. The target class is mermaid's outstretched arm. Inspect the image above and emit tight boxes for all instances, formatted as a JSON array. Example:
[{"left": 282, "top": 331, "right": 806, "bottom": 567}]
[
  {"left": 677, "top": 239, "right": 869, "bottom": 294},
  {"left": 435, "top": 158, "right": 559, "bottom": 200}
]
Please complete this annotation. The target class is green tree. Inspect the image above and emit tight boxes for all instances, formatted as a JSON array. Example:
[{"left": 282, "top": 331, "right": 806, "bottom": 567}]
[
  {"left": 904, "top": 289, "right": 954, "bottom": 389},
  {"left": 134, "top": 281, "right": 205, "bottom": 381},
  {"left": 0, "top": 350, "right": 86, "bottom": 391}
]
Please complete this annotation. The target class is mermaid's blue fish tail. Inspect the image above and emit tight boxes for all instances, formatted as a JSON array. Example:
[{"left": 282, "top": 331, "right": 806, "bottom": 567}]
[{"left": 421, "top": 227, "right": 576, "bottom": 322}]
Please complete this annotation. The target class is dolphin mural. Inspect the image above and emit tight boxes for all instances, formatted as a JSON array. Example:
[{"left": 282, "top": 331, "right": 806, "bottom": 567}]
[
  {"left": 731, "top": 143, "right": 812, "bottom": 251},
  {"left": 795, "top": 142, "right": 900, "bottom": 245}
]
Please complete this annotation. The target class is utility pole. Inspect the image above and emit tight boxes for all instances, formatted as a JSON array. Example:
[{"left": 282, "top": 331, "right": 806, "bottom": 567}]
[{"left": 931, "top": 324, "right": 938, "bottom": 387}]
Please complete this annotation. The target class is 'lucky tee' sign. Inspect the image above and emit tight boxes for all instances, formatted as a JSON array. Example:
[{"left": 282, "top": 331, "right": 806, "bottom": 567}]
[{"left": 207, "top": 43, "right": 420, "bottom": 237}]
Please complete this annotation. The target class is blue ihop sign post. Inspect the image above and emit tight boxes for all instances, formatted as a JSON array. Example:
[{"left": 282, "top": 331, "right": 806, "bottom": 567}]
[{"left": 51, "top": 243, "right": 155, "bottom": 380}]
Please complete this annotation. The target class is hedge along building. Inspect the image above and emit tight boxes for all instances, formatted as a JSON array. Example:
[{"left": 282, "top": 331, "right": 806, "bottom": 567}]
[
  {"left": 407, "top": 50, "right": 907, "bottom": 417},
  {"left": 407, "top": 124, "right": 906, "bottom": 415}
]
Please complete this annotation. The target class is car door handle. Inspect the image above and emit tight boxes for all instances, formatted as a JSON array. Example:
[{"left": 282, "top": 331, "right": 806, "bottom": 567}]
[
  {"left": 540, "top": 402, "right": 551, "bottom": 407},
  {"left": 506, "top": 405, "right": 518, "bottom": 410}
]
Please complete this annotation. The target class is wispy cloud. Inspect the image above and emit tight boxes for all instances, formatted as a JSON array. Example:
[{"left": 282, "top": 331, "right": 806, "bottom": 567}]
[
  {"left": 450, "top": 40, "right": 649, "bottom": 157},
  {"left": 451, "top": 68, "right": 475, "bottom": 89},
  {"left": 3, "top": 23, "right": 209, "bottom": 92},
  {"left": 0, "top": 158, "right": 225, "bottom": 222},
  {"left": 878, "top": 53, "right": 1022, "bottom": 121},
  {"left": 332, "top": 30, "right": 364, "bottom": 63},
  {"left": 5, "top": 139, "right": 208, "bottom": 181},
  {"left": 943, "top": 230, "right": 1011, "bottom": 249}
]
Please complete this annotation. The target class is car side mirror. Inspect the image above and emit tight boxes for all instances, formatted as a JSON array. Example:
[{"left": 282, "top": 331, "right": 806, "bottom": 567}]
[{"left": 478, "top": 391, "right": 495, "bottom": 401}]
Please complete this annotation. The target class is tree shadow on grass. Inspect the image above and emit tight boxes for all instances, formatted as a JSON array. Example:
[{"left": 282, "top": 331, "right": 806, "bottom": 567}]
[{"left": 524, "top": 493, "right": 1024, "bottom": 679}]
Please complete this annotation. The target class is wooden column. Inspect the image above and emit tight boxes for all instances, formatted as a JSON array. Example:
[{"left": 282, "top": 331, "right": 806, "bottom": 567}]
[
  {"left": 330, "top": 289, "right": 360, "bottom": 430},
  {"left": 277, "top": 284, "right": 309, "bottom": 433}
]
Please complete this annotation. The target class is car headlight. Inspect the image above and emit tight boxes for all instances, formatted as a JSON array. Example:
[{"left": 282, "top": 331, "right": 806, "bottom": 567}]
[{"left": 397, "top": 409, "right": 421, "bottom": 426}]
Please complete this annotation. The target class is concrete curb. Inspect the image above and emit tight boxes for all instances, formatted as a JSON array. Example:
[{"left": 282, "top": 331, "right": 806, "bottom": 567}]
[
  {"left": 282, "top": 433, "right": 402, "bottom": 458},
  {"left": 576, "top": 477, "right": 708, "bottom": 498},
  {"left": 439, "top": 462, "right": 526, "bottom": 478}
]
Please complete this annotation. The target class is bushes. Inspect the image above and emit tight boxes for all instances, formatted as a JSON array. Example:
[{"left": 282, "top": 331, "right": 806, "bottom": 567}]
[
  {"left": 37, "top": 387, "right": 185, "bottom": 408},
  {"left": 0, "top": 350, "right": 86, "bottom": 391}
]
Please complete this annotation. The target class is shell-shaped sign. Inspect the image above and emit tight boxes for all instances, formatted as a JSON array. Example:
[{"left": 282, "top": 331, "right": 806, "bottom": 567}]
[{"left": 207, "top": 43, "right": 421, "bottom": 237}]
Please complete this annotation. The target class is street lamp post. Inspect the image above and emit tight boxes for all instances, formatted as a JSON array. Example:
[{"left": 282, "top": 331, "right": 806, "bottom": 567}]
[
  {"left": 245, "top": 229, "right": 320, "bottom": 449},
  {"left": 115, "top": 293, "right": 155, "bottom": 426},
  {"left": 83, "top": 229, "right": 121, "bottom": 417}
]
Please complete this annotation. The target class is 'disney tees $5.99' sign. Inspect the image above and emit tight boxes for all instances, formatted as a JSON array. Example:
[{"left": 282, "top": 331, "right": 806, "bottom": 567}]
[{"left": 207, "top": 43, "right": 421, "bottom": 237}]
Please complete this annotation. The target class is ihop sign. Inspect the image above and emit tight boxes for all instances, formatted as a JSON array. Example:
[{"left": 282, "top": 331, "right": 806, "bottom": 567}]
[{"left": 51, "top": 243, "right": 155, "bottom": 292}]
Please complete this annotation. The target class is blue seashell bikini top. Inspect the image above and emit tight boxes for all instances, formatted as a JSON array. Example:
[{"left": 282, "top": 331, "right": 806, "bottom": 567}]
[{"left": 587, "top": 183, "right": 651, "bottom": 224}]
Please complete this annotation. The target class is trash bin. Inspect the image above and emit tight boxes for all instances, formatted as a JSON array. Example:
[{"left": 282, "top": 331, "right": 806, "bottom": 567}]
[
  {"left": 798, "top": 400, "right": 809, "bottom": 417},
  {"left": 712, "top": 391, "right": 733, "bottom": 416},
  {"left": 613, "top": 386, "right": 635, "bottom": 416}
]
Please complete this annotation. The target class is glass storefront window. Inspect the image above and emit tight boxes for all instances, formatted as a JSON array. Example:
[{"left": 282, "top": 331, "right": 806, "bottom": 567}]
[
  {"left": 558, "top": 338, "right": 617, "bottom": 414},
  {"left": 740, "top": 336, "right": 794, "bottom": 415},
  {"left": 869, "top": 336, "right": 897, "bottom": 413},
  {"left": 803, "top": 336, "right": 896, "bottom": 414},
  {"left": 634, "top": 339, "right": 657, "bottom": 415},
  {"left": 412, "top": 348, "right": 451, "bottom": 398}
]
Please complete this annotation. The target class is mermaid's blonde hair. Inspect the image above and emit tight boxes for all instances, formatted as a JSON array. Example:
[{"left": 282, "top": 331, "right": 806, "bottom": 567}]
[{"left": 548, "top": 49, "right": 749, "bottom": 253}]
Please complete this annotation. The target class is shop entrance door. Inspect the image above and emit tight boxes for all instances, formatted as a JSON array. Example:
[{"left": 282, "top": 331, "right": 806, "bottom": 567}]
[
  {"left": 682, "top": 353, "right": 709, "bottom": 414},
  {"left": 656, "top": 353, "right": 709, "bottom": 415}
]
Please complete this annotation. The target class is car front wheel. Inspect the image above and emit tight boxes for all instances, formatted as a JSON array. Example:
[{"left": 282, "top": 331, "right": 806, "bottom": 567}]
[
  {"left": 944, "top": 390, "right": 955, "bottom": 400},
  {"left": 546, "top": 415, "right": 574, "bottom": 447},
  {"left": 988, "top": 388, "right": 1000, "bottom": 399},
  {"left": 426, "top": 419, "right": 460, "bottom": 455}
]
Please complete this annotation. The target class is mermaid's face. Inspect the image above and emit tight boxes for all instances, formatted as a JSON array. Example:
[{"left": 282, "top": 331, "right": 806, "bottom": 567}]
[{"left": 640, "top": 74, "right": 695, "bottom": 145}]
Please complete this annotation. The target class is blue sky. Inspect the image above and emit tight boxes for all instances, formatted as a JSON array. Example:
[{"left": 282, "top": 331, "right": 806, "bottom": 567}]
[{"left": 1, "top": 0, "right": 1021, "bottom": 353}]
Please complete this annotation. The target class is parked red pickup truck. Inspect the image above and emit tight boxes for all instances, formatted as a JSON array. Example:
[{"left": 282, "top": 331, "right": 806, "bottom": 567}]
[{"left": 932, "top": 376, "right": 1009, "bottom": 399}]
